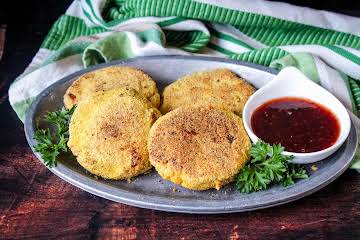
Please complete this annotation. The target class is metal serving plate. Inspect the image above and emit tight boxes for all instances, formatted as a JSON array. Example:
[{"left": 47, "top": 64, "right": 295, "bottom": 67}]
[{"left": 24, "top": 56, "right": 358, "bottom": 214}]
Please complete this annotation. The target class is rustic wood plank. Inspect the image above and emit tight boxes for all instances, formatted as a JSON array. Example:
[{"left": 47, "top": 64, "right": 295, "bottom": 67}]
[
  {"left": 0, "top": 25, "right": 5, "bottom": 61},
  {"left": 0, "top": 142, "right": 359, "bottom": 239}
]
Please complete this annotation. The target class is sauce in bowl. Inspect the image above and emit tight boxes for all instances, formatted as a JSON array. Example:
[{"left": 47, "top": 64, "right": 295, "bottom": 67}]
[{"left": 251, "top": 97, "right": 340, "bottom": 153}]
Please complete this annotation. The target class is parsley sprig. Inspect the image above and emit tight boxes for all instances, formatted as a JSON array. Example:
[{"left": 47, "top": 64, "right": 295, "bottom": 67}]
[
  {"left": 34, "top": 106, "right": 76, "bottom": 167},
  {"left": 236, "top": 140, "right": 308, "bottom": 193}
]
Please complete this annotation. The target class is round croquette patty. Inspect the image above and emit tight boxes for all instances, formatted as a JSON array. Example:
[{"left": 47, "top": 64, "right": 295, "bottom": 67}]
[
  {"left": 160, "top": 68, "right": 255, "bottom": 115},
  {"left": 64, "top": 66, "right": 160, "bottom": 109},
  {"left": 148, "top": 106, "right": 251, "bottom": 190},
  {"left": 68, "top": 87, "right": 161, "bottom": 180}
]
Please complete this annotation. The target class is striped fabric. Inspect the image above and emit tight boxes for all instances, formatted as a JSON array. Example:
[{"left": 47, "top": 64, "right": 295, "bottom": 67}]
[{"left": 8, "top": 0, "right": 360, "bottom": 168}]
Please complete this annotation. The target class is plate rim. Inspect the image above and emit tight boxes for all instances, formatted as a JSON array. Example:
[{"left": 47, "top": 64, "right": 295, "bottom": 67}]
[{"left": 24, "top": 55, "right": 358, "bottom": 214}]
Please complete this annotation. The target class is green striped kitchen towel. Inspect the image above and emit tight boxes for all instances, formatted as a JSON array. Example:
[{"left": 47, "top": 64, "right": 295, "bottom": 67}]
[{"left": 8, "top": 0, "right": 360, "bottom": 169}]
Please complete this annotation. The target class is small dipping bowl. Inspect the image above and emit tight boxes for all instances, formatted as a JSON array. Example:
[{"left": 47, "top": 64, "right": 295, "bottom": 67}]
[{"left": 243, "top": 67, "right": 351, "bottom": 164}]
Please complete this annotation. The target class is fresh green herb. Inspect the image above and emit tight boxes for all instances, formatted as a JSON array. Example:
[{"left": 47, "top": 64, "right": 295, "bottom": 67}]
[
  {"left": 34, "top": 106, "right": 76, "bottom": 167},
  {"left": 236, "top": 140, "right": 308, "bottom": 193}
]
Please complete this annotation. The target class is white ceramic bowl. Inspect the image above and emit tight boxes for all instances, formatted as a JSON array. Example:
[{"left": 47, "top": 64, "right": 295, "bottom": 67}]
[{"left": 242, "top": 67, "right": 351, "bottom": 164}]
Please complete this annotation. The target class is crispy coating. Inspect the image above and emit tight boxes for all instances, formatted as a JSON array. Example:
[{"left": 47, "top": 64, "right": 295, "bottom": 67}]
[
  {"left": 64, "top": 66, "right": 160, "bottom": 109},
  {"left": 148, "top": 106, "right": 251, "bottom": 190},
  {"left": 160, "top": 68, "right": 255, "bottom": 115},
  {"left": 68, "top": 87, "right": 161, "bottom": 180}
]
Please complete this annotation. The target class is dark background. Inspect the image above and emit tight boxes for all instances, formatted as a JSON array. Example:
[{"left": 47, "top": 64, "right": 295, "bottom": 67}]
[{"left": 0, "top": 1, "right": 359, "bottom": 239}]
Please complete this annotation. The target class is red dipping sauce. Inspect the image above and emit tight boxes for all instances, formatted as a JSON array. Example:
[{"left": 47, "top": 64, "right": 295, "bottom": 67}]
[{"left": 251, "top": 97, "right": 340, "bottom": 153}]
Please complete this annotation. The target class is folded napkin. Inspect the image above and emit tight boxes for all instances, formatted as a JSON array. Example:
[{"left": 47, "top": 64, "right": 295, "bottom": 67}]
[{"left": 8, "top": 0, "right": 360, "bottom": 169}]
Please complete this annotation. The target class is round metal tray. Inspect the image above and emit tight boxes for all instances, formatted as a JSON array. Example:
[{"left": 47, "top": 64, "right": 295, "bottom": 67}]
[{"left": 25, "top": 56, "right": 358, "bottom": 214}]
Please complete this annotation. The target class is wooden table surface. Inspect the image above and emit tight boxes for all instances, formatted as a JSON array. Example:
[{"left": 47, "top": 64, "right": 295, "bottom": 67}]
[{"left": 1, "top": 1, "right": 360, "bottom": 239}]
